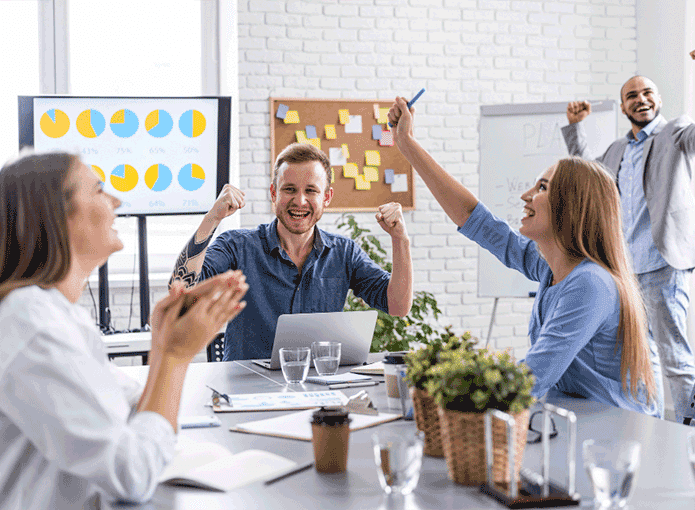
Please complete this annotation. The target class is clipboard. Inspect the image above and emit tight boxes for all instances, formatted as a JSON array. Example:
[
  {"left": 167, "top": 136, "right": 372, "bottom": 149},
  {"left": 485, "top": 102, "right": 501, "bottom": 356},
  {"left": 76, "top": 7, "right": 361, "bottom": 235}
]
[
  {"left": 230, "top": 409, "right": 402, "bottom": 442},
  {"left": 212, "top": 390, "right": 349, "bottom": 413}
]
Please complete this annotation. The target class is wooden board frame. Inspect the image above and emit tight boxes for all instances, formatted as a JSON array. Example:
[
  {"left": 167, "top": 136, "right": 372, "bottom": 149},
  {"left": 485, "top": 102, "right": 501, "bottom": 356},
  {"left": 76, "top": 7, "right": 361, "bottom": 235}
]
[{"left": 270, "top": 97, "right": 415, "bottom": 212}]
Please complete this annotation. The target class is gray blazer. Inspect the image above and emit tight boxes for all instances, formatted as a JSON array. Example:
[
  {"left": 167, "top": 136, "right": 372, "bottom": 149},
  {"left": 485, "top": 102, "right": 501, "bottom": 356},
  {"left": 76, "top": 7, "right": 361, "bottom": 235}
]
[{"left": 562, "top": 115, "right": 695, "bottom": 270}]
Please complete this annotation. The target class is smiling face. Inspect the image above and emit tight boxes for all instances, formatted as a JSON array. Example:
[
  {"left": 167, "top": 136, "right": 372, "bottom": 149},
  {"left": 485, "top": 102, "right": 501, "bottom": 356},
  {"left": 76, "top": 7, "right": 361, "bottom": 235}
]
[
  {"left": 519, "top": 165, "right": 555, "bottom": 243},
  {"left": 270, "top": 160, "right": 333, "bottom": 236},
  {"left": 620, "top": 76, "right": 662, "bottom": 130},
  {"left": 65, "top": 161, "right": 123, "bottom": 268}
]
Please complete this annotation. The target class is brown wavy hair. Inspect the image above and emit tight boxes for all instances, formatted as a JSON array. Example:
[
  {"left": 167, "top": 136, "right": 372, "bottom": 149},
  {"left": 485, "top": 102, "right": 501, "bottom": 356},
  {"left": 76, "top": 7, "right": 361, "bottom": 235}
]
[
  {"left": 0, "top": 151, "right": 79, "bottom": 301},
  {"left": 549, "top": 156, "right": 655, "bottom": 400}
]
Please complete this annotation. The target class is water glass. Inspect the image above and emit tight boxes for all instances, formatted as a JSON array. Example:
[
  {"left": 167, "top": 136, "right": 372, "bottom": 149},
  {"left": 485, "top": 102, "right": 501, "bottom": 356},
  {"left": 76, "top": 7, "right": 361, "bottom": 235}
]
[
  {"left": 279, "top": 347, "right": 311, "bottom": 384},
  {"left": 372, "top": 430, "right": 424, "bottom": 495},
  {"left": 311, "top": 341, "right": 341, "bottom": 376},
  {"left": 686, "top": 433, "right": 695, "bottom": 479},
  {"left": 583, "top": 439, "right": 641, "bottom": 508}
]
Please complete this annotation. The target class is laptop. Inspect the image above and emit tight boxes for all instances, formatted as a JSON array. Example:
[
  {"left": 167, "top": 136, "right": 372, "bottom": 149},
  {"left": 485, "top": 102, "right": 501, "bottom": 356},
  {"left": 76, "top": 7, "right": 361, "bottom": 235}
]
[{"left": 251, "top": 310, "right": 378, "bottom": 370}]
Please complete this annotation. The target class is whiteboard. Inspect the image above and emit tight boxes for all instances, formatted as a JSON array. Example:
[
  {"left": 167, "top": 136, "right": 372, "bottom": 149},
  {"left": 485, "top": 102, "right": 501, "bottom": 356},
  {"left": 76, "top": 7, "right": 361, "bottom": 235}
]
[{"left": 477, "top": 101, "right": 618, "bottom": 298}]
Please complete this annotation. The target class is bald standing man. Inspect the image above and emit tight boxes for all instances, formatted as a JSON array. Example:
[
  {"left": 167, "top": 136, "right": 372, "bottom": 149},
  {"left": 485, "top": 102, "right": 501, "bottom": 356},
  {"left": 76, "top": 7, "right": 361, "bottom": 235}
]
[{"left": 561, "top": 51, "right": 695, "bottom": 424}]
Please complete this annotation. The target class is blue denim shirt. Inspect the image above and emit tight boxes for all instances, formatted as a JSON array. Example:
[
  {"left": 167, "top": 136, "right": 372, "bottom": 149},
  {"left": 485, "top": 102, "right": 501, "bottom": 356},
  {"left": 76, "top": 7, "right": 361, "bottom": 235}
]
[
  {"left": 200, "top": 219, "right": 391, "bottom": 361},
  {"left": 458, "top": 202, "right": 657, "bottom": 417},
  {"left": 617, "top": 115, "right": 668, "bottom": 274}
]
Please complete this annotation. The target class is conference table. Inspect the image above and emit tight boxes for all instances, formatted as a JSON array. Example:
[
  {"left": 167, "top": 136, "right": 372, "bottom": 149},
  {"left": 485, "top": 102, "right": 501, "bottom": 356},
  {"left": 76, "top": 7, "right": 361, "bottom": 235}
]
[{"left": 106, "top": 358, "right": 695, "bottom": 509}]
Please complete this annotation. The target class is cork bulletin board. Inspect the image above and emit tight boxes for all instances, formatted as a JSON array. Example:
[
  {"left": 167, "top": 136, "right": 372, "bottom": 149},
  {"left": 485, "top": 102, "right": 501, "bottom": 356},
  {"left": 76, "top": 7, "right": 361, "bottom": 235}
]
[{"left": 270, "top": 98, "right": 415, "bottom": 212}]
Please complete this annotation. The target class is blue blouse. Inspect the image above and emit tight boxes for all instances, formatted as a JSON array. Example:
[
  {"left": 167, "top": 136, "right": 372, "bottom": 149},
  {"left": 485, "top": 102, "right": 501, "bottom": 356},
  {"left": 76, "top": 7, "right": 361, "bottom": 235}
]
[{"left": 459, "top": 202, "right": 657, "bottom": 417}]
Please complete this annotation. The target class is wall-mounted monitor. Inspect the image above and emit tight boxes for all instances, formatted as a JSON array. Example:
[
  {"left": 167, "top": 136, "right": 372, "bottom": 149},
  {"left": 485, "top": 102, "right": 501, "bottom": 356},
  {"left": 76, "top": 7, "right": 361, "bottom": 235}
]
[{"left": 18, "top": 96, "right": 231, "bottom": 216}]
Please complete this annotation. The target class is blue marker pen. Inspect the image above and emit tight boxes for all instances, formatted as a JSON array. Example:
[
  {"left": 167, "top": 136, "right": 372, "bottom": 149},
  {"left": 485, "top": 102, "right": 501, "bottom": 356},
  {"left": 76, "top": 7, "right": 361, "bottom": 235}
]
[{"left": 388, "top": 87, "right": 426, "bottom": 128}]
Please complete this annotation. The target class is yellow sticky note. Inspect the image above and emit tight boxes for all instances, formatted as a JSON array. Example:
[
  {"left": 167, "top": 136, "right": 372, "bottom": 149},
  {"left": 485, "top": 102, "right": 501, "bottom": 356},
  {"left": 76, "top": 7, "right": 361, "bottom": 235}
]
[
  {"left": 373, "top": 104, "right": 380, "bottom": 120},
  {"left": 363, "top": 166, "right": 379, "bottom": 182},
  {"left": 341, "top": 144, "right": 350, "bottom": 159},
  {"left": 379, "top": 108, "right": 389, "bottom": 124},
  {"left": 295, "top": 130, "right": 308, "bottom": 143},
  {"left": 338, "top": 109, "right": 350, "bottom": 125},
  {"left": 365, "top": 150, "right": 381, "bottom": 166},
  {"left": 284, "top": 110, "right": 300, "bottom": 124},
  {"left": 325, "top": 125, "right": 337, "bottom": 139},
  {"left": 343, "top": 163, "right": 358, "bottom": 178},
  {"left": 307, "top": 138, "right": 321, "bottom": 150},
  {"left": 330, "top": 168, "right": 335, "bottom": 183},
  {"left": 354, "top": 174, "right": 371, "bottom": 190}
]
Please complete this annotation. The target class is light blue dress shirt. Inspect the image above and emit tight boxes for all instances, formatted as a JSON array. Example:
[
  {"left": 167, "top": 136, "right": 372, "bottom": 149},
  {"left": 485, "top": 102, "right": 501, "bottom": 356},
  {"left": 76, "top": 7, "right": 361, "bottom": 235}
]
[
  {"left": 459, "top": 202, "right": 657, "bottom": 416},
  {"left": 617, "top": 115, "right": 668, "bottom": 274}
]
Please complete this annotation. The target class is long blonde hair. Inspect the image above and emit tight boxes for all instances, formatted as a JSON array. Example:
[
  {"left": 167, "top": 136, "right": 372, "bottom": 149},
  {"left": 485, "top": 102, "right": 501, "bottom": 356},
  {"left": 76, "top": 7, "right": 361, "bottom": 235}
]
[
  {"left": 0, "top": 152, "right": 79, "bottom": 301},
  {"left": 549, "top": 156, "right": 655, "bottom": 401}
]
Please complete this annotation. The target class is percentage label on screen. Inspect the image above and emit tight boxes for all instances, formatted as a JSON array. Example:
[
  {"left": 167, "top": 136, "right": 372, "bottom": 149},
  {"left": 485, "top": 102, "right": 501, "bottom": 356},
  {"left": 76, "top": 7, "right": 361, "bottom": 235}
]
[
  {"left": 184, "top": 147, "right": 199, "bottom": 153},
  {"left": 150, "top": 147, "right": 165, "bottom": 154},
  {"left": 82, "top": 148, "right": 98, "bottom": 155},
  {"left": 117, "top": 148, "right": 132, "bottom": 154}
]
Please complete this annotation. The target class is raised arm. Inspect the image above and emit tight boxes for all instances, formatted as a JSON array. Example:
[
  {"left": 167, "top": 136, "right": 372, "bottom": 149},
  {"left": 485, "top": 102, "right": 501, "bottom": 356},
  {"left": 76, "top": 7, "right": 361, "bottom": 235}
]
[
  {"left": 388, "top": 97, "right": 478, "bottom": 228},
  {"left": 169, "top": 184, "right": 245, "bottom": 288},
  {"left": 375, "top": 202, "right": 413, "bottom": 316}
]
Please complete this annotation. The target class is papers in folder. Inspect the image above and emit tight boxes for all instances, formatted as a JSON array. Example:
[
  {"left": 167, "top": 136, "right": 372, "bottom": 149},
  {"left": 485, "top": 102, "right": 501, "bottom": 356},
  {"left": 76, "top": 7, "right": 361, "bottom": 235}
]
[
  {"left": 212, "top": 390, "right": 349, "bottom": 412},
  {"left": 231, "top": 408, "right": 402, "bottom": 441},
  {"left": 305, "top": 373, "right": 373, "bottom": 385}
]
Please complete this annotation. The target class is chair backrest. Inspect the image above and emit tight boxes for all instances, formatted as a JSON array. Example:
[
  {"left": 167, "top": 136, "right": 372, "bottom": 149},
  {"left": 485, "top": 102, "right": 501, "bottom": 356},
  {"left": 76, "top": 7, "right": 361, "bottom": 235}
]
[{"left": 207, "top": 333, "right": 225, "bottom": 362}]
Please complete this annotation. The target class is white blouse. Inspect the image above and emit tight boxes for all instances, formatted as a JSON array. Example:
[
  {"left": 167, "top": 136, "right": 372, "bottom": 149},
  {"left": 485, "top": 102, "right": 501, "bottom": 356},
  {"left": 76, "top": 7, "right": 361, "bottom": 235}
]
[{"left": 0, "top": 286, "right": 176, "bottom": 509}]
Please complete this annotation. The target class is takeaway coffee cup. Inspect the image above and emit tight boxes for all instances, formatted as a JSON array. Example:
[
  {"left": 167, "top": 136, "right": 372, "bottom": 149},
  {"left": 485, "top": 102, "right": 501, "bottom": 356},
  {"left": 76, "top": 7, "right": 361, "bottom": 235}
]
[{"left": 311, "top": 406, "right": 351, "bottom": 473}]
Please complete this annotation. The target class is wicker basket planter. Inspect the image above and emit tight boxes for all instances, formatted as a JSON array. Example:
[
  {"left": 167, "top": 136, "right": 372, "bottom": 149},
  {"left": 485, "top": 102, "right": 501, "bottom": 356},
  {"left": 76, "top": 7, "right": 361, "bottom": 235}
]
[
  {"left": 410, "top": 387, "right": 444, "bottom": 457},
  {"left": 437, "top": 406, "right": 529, "bottom": 486}
]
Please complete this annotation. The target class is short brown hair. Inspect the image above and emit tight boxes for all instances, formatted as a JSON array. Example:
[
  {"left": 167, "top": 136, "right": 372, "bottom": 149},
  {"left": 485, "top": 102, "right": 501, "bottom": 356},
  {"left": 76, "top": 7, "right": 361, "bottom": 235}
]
[
  {"left": 272, "top": 143, "right": 331, "bottom": 190},
  {"left": 0, "top": 151, "right": 79, "bottom": 301}
]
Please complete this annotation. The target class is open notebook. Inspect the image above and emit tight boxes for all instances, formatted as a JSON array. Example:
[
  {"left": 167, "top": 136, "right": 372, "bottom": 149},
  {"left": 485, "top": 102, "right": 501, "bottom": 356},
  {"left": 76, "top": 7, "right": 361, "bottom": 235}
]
[{"left": 159, "top": 439, "right": 298, "bottom": 491}]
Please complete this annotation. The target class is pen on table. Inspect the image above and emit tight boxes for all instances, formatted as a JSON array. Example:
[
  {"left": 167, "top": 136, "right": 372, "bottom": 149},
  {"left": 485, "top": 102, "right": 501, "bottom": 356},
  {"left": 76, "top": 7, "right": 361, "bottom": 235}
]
[
  {"left": 328, "top": 381, "right": 380, "bottom": 390},
  {"left": 264, "top": 461, "right": 314, "bottom": 485},
  {"left": 388, "top": 87, "right": 426, "bottom": 127}
]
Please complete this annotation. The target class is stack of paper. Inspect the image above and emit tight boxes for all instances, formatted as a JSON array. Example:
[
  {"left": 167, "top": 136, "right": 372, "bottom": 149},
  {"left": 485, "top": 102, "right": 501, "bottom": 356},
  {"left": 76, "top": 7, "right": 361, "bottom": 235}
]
[
  {"left": 350, "top": 361, "right": 385, "bottom": 376},
  {"left": 305, "top": 373, "right": 373, "bottom": 385}
]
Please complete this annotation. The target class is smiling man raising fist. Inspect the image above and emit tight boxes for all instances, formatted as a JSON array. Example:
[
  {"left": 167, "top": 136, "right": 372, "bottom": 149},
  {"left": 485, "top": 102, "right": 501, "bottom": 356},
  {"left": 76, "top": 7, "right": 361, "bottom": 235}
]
[
  {"left": 561, "top": 54, "right": 695, "bottom": 424},
  {"left": 169, "top": 143, "right": 413, "bottom": 362}
]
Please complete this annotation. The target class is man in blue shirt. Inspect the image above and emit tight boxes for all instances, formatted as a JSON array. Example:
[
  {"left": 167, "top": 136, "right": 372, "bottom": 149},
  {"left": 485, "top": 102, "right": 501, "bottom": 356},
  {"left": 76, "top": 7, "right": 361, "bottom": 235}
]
[
  {"left": 169, "top": 143, "right": 413, "bottom": 361},
  {"left": 562, "top": 59, "right": 695, "bottom": 422}
]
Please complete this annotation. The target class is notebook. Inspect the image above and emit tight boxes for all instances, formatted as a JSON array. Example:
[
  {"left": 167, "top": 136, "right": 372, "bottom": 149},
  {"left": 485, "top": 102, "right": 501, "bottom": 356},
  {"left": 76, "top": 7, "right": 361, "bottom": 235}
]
[{"left": 251, "top": 310, "right": 378, "bottom": 370}]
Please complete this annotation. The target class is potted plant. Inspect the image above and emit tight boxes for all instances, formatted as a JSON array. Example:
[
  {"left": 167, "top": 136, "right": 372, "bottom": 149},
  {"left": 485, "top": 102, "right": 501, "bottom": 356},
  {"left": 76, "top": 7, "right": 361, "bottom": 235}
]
[
  {"left": 424, "top": 348, "right": 535, "bottom": 486},
  {"left": 404, "top": 330, "right": 476, "bottom": 457}
]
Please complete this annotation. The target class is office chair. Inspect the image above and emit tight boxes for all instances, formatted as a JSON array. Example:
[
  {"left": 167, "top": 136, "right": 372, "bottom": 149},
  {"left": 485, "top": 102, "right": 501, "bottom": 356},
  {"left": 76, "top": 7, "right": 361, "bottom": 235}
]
[{"left": 207, "top": 333, "right": 225, "bottom": 362}]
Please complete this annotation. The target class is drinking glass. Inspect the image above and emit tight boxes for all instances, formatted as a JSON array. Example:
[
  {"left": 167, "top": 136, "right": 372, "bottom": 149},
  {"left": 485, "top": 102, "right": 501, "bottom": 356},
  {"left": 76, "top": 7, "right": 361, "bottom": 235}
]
[
  {"left": 279, "top": 347, "right": 311, "bottom": 384},
  {"left": 311, "top": 341, "right": 341, "bottom": 376},
  {"left": 687, "top": 433, "right": 695, "bottom": 480},
  {"left": 372, "top": 430, "right": 424, "bottom": 495},
  {"left": 583, "top": 439, "right": 641, "bottom": 508}
]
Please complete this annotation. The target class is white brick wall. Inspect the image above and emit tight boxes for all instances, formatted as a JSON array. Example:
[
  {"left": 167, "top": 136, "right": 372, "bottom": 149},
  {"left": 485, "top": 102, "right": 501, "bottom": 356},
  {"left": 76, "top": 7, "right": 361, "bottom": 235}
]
[{"left": 84, "top": 0, "right": 639, "bottom": 361}]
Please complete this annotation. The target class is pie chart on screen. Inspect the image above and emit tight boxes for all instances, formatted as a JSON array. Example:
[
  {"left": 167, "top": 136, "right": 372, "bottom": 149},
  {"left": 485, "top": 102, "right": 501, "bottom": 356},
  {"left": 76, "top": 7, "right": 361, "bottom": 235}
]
[
  {"left": 179, "top": 109, "right": 206, "bottom": 137},
  {"left": 145, "top": 110, "right": 173, "bottom": 138},
  {"left": 110, "top": 109, "right": 139, "bottom": 138},
  {"left": 91, "top": 165, "right": 105, "bottom": 182},
  {"left": 110, "top": 164, "right": 138, "bottom": 192},
  {"left": 76, "top": 109, "right": 106, "bottom": 138},
  {"left": 178, "top": 163, "right": 205, "bottom": 191},
  {"left": 40, "top": 109, "right": 70, "bottom": 138},
  {"left": 145, "top": 164, "right": 172, "bottom": 191}
]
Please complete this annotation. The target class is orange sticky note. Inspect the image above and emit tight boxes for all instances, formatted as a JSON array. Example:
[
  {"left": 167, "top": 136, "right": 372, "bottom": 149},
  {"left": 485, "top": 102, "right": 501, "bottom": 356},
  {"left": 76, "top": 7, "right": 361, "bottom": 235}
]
[
  {"left": 343, "top": 163, "right": 358, "bottom": 178},
  {"left": 363, "top": 166, "right": 379, "bottom": 182},
  {"left": 365, "top": 150, "right": 381, "bottom": 166},
  {"left": 325, "top": 125, "right": 337, "bottom": 139},
  {"left": 338, "top": 109, "right": 350, "bottom": 125},
  {"left": 284, "top": 110, "right": 300, "bottom": 124},
  {"left": 354, "top": 174, "right": 371, "bottom": 190}
]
